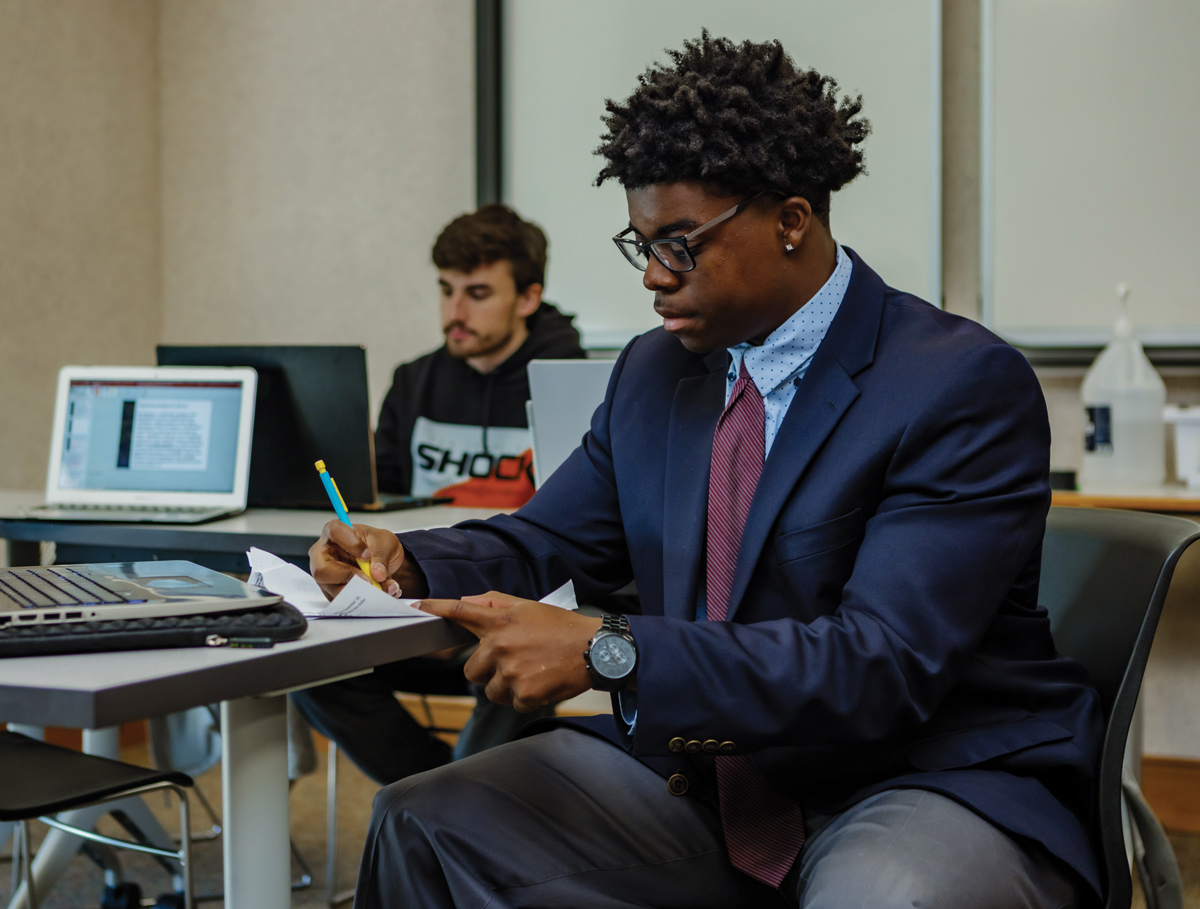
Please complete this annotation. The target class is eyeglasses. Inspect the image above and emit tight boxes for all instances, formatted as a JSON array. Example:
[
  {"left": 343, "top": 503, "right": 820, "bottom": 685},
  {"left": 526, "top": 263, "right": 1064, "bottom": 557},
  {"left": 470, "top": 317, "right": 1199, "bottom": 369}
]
[{"left": 612, "top": 192, "right": 765, "bottom": 273}]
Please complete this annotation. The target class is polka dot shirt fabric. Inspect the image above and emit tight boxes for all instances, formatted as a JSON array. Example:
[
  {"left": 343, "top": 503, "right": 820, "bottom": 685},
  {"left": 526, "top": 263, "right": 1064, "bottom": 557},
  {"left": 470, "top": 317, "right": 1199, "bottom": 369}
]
[{"left": 726, "top": 244, "right": 853, "bottom": 455}]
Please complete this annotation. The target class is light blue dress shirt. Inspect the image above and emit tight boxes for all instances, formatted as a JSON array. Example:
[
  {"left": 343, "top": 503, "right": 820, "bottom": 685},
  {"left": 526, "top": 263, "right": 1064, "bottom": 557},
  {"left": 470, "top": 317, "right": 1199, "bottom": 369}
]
[
  {"left": 618, "top": 244, "right": 852, "bottom": 725},
  {"left": 725, "top": 243, "right": 852, "bottom": 455}
]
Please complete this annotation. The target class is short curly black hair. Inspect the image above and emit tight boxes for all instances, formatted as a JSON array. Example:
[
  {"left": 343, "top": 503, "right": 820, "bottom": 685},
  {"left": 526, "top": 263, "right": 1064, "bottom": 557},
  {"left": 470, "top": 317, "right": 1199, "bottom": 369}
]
[{"left": 595, "top": 31, "right": 870, "bottom": 218}]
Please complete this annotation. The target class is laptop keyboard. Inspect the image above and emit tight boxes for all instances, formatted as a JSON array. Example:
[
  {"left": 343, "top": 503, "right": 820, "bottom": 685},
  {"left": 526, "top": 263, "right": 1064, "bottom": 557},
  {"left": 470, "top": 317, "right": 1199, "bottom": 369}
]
[
  {"left": 26, "top": 503, "right": 228, "bottom": 524},
  {"left": 0, "top": 567, "right": 143, "bottom": 610},
  {"left": 44, "top": 504, "right": 214, "bottom": 514}
]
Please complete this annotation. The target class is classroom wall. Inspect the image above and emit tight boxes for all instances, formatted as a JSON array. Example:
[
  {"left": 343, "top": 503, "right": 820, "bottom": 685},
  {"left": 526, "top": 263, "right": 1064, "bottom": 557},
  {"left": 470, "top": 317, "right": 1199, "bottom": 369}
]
[
  {"left": 158, "top": 0, "right": 475, "bottom": 423},
  {"left": 15, "top": 0, "right": 1179, "bottom": 486},
  {"left": 0, "top": 1, "right": 161, "bottom": 490}
]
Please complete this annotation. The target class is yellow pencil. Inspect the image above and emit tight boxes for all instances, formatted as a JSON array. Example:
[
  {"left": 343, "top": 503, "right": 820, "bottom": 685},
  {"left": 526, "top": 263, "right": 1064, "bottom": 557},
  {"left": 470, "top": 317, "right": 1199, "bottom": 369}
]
[{"left": 315, "top": 460, "right": 382, "bottom": 589}]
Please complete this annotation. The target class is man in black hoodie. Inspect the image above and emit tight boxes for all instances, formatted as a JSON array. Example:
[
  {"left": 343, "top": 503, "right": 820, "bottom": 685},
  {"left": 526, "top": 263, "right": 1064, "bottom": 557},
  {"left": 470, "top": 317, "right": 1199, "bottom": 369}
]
[
  {"left": 375, "top": 204, "right": 586, "bottom": 507},
  {"left": 292, "top": 205, "right": 585, "bottom": 784}
]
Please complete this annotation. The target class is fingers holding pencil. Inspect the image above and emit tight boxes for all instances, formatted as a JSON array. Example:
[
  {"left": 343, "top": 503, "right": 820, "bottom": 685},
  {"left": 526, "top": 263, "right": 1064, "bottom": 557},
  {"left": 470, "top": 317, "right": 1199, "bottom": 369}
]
[{"left": 310, "top": 520, "right": 405, "bottom": 599}]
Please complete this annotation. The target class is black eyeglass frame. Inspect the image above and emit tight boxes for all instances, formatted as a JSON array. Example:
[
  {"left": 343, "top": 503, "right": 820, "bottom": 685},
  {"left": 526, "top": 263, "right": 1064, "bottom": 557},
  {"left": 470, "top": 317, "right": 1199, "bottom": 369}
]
[{"left": 611, "top": 192, "right": 767, "bottom": 273}]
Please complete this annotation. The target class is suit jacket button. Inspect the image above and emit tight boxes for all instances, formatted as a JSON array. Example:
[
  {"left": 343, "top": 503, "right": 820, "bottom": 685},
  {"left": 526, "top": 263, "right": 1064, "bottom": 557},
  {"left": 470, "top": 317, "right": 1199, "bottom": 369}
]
[
  {"left": 718, "top": 741, "right": 736, "bottom": 754},
  {"left": 667, "top": 773, "right": 690, "bottom": 796},
  {"left": 668, "top": 737, "right": 686, "bottom": 753},
  {"left": 684, "top": 739, "right": 702, "bottom": 754},
  {"left": 702, "top": 739, "right": 720, "bottom": 753}
]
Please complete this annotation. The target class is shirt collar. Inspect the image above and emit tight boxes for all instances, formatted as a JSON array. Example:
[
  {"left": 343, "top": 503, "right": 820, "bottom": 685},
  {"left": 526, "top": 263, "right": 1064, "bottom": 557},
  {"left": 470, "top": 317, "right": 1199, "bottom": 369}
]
[{"left": 729, "top": 244, "right": 853, "bottom": 396}]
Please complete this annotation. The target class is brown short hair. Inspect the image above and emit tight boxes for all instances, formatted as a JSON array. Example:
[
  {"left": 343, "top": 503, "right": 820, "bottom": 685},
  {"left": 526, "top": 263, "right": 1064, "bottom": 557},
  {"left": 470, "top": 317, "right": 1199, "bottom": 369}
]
[{"left": 431, "top": 204, "right": 547, "bottom": 292}]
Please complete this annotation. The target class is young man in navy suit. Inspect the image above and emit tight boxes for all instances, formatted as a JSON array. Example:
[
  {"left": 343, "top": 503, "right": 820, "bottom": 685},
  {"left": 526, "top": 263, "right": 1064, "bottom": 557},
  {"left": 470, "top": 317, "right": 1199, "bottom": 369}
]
[{"left": 311, "top": 33, "right": 1104, "bottom": 909}]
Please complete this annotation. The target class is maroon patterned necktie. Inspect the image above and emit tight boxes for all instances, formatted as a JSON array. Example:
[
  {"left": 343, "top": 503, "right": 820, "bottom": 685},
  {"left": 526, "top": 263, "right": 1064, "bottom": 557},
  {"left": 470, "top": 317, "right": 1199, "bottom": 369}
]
[{"left": 706, "top": 360, "right": 807, "bottom": 889}]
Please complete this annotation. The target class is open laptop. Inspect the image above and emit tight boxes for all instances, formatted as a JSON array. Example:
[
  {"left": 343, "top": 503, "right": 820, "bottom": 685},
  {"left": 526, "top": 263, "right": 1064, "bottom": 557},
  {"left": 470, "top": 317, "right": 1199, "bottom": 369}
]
[
  {"left": 526, "top": 358, "right": 616, "bottom": 488},
  {"left": 157, "top": 345, "right": 448, "bottom": 511},
  {"left": 25, "top": 366, "right": 258, "bottom": 524},
  {"left": 0, "top": 560, "right": 281, "bottom": 626}
]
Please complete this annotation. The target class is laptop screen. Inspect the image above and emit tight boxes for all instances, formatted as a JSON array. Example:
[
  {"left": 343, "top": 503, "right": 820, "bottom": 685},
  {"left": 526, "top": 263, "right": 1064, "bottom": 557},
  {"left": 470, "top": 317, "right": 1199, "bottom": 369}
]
[
  {"left": 58, "top": 379, "right": 246, "bottom": 494},
  {"left": 526, "top": 359, "right": 615, "bottom": 488},
  {"left": 45, "top": 366, "right": 259, "bottom": 508}
]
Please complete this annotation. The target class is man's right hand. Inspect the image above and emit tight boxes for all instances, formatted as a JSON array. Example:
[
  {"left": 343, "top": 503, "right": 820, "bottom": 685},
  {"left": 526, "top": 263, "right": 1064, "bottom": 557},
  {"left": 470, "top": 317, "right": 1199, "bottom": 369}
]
[{"left": 309, "top": 521, "right": 429, "bottom": 601}]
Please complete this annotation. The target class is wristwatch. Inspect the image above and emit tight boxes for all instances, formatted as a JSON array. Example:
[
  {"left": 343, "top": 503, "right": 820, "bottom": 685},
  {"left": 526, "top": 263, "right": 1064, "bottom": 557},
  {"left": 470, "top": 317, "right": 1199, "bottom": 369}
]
[{"left": 583, "top": 614, "right": 637, "bottom": 692}]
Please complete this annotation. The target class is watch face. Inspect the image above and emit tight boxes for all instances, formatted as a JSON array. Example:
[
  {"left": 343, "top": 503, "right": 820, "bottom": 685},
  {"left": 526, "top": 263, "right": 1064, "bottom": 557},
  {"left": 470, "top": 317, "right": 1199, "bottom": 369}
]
[{"left": 591, "top": 635, "right": 635, "bottom": 679}]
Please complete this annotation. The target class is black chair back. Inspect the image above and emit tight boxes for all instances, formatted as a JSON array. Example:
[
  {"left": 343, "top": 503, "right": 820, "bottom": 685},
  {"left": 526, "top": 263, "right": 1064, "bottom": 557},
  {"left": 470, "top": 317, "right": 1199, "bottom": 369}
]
[{"left": 1040, "top": 506, "right": 1200, "bottom": 908}]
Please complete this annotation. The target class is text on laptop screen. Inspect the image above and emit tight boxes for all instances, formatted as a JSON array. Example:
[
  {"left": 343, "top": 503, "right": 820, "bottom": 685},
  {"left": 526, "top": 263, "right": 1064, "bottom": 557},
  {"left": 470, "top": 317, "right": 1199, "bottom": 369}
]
[{"left": 58, "top": 380, "right": 245, "bottom": 493}]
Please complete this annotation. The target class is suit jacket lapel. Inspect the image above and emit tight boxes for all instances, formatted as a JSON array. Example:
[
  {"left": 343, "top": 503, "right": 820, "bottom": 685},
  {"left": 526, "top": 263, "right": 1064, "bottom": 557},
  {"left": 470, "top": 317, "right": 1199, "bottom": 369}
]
[
  {"left": 724, "top": 247, "right": 887, "bottom": 621},
  {"left": 661, "top": 356, "right": 726, "bottom": 621}
]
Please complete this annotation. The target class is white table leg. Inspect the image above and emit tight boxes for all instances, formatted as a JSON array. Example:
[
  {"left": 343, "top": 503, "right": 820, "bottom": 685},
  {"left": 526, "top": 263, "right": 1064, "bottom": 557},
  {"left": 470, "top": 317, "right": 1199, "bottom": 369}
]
[{"left": 220, "top": 695, "right": 289, "bottom": 909}]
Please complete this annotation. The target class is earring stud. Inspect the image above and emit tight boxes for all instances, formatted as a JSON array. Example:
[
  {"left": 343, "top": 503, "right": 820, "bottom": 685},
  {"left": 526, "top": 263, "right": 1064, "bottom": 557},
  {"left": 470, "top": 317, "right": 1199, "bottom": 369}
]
[{"left": 784, "top": 243, "right": 794, "bottom": 252}]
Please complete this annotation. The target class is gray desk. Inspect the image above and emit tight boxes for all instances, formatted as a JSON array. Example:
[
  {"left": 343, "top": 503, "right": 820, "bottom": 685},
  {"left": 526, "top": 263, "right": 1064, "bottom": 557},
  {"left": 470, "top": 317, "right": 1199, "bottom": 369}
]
[
  {"left": 0, "top": 488, "right": 501, "bottom": 572},
  {"left": 0, "top": 490, "right": 489, "bottom": 908}
]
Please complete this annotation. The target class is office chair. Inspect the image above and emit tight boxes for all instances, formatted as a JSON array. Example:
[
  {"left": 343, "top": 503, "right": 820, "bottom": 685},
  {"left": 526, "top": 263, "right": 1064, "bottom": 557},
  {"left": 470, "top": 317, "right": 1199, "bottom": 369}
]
[
  {"left": 1040, "top": 506, "right": 1200, "bottom": 909},
  {"left": 0, "top": 730, "right": 194, "bottom": 909}
]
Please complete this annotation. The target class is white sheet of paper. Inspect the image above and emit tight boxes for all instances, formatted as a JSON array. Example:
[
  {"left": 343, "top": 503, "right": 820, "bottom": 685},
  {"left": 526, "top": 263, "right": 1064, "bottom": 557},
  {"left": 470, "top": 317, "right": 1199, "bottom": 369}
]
[
  {"left": 246, "top": 547, "right": 330, "bottom": 616},
  {"left": 246, "top": 546, "right": 579, "bottom": 618},
  {"left": 540, "top": 578, "right": 578, "bottom": 610},
  {"left": 324, "top": 575, "right": 427, "bottom": 618}
]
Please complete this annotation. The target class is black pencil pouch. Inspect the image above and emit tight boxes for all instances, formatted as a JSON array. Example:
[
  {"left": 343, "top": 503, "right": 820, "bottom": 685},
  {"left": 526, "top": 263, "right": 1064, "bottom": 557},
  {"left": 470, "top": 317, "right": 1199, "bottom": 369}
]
[{"left": 0, "top": 601, "right": 307, "bottom": 657}]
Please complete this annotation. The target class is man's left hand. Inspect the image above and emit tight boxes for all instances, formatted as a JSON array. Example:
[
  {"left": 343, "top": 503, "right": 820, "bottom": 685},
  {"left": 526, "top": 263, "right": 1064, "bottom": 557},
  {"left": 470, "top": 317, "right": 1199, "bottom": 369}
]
[{"left": 418, "top": 593, "right": 603, "bottom": 713}]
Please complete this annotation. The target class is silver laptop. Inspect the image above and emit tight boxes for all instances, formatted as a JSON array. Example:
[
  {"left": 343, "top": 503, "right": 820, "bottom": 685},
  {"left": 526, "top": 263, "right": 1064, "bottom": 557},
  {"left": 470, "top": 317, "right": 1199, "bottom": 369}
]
[
  {"left": 26, "top": 366, "right": 258, "bottom": 524},
  {"left": 0, "top": 560, "right": 280, "bottom": 627},
  {"left": 526, "top": 359, "right": 616, "bottom": 488}
]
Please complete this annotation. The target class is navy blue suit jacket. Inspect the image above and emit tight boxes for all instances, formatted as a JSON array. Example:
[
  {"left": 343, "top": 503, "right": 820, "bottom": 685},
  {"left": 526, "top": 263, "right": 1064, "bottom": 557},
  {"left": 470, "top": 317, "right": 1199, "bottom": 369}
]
[{"left": 399, "top": 250, "right": 1105, "bottom": 897}]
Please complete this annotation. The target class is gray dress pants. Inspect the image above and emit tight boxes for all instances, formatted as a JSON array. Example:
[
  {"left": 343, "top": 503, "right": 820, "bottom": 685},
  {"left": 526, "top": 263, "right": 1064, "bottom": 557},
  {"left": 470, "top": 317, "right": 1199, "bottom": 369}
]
[{"left": 353, "top": 727, "right": 1084, "bottom": 909}]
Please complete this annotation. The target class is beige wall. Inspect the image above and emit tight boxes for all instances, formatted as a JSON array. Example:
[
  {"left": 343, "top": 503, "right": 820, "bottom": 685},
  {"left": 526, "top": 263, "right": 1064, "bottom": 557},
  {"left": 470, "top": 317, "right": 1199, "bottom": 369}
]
[
  {"left": 0, "top": 1, "right": 161, "bottom": 490},
  {"left": 0, "top": 0, "right": 473, "bottom": 491},
  {"left": 159, "top": 0, "right": 474, "bottom": 422}
]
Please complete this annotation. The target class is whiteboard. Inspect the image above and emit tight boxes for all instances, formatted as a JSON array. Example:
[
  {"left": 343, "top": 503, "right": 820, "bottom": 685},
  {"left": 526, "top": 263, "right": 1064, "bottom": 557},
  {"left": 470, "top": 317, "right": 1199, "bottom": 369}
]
[
  {"left": 502, "top": 0, "right": 942, "bottom": 349},
  {"left": 983, "top": 0, "right": 1200, "bottom": 347}
]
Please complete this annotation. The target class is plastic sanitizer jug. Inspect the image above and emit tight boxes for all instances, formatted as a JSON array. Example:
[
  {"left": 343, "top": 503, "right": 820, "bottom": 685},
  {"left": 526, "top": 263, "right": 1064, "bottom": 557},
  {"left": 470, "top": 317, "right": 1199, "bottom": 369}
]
[{"left": 1080, "top": 284, "right": 1166, "bottom": 488}]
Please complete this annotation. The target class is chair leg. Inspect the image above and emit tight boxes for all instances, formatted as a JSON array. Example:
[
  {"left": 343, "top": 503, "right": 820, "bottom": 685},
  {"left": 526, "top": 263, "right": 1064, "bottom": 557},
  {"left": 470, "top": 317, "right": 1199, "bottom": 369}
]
[
  {"left": 325, "top": 741, "right": 353, "bottom": 908},
  {"left": 178, "top": 788, "right": 194, "bottom": 909},
  {"left": 185, "top": 783, "right": 222, "bottom": 842},
  {"left": 5, "top": 822, "right": 16, "bottom": 894},
  {"left": 291, "top": 837, "right": 313, "bottom": 890},
  {"left": 1122, "top": 771, "right": 1183, "bottom": 909},
  {"left": 18, "top": 821, "right": 37, "bottom": 909},
  {"left": 326, "top": 738, "right": 338, "bottom": 906}
]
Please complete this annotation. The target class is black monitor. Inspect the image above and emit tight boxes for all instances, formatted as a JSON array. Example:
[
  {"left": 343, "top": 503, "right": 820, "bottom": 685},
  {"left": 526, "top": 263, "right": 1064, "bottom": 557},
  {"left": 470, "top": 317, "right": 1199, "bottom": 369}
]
[{"left": 157, "top": 345, "right": 378, "bottom": 510}]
